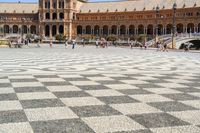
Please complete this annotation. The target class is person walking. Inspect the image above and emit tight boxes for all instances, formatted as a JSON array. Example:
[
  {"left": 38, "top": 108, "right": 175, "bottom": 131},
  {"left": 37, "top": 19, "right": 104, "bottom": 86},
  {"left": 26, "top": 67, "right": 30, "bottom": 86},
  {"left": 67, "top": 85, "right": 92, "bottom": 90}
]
[
  {"left": 95, "top": 39, "right": 99, "bottom": 48},
  {"left": 17, "top": 38, "right": 21, "bottom": 48},
  {"left": 37, "top": 39, "right": 41, "bottom": 48},
  {"left": 72, "top": 39, "right": 76, "bottom": 49},
  {"left": 49, "top": 40, "right": 53, "bottom": 48},
  {"left": 65, "top": 39, "right": 68, "bottom": 49},
  {"left": 184, "top": 43, "right": 190, "bottom": 52},
  {"left": 156, "top": 42, "right": 159, "bottom": 51},
  {"left": 9, "top": 40, "right": 12, "bottom": 48},
  {"left": 144, "top": 43, "right": 147, "bottom": 50},
  {"left": 163, "top": 43, "right": 168, "bottom": 52},
  {"left": 82, "top": 39, "right": 85, "bottom": 47},
  {"left": 130, "top": 40, "right": 134, "bottom": 49},
  {"left": 140, "top": 43, "right": 143, "bottom": 50}
]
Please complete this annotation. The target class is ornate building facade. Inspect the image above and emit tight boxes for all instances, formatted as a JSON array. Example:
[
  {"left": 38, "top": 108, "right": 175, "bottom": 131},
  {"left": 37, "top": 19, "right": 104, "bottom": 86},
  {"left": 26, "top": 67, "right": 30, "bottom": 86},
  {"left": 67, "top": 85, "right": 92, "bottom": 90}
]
[{"left": 0, "top": 0, "right": 200, "bottom": 39}]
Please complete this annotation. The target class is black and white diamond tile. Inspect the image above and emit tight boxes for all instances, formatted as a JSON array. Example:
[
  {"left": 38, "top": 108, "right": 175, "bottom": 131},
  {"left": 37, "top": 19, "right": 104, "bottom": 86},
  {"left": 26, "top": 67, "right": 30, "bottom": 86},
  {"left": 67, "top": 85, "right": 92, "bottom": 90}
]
[{"left": 0, "top": 46, "right": 200, "bottom": 132}]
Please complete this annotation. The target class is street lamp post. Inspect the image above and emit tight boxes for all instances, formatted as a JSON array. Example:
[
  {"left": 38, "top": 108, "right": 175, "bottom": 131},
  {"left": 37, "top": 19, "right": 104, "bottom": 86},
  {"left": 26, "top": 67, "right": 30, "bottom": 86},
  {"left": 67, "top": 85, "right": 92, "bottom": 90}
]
[
  {"left": 155, "top": 5, "right": 160, "bottom": 45},
  {"left": 172, "top": 2, "right": 177, "bottom": 49}
]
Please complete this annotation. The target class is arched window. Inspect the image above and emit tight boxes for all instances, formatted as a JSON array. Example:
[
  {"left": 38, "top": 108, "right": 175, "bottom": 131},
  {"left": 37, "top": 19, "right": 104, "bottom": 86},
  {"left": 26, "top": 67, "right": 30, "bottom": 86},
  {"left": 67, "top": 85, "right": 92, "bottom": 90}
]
[
  {"left": 13, "top": 25, "right": 18, "bottom": 33},
  {"left": 198, "top": 23, "right": 200, "bottom": 33},
  {"left": 45, "top": 1, "right": 48, "bottom": 8},
  {"left": 129, "top": 25, "right": 135, "bottom": 35},
  {"left": 103, "top": 25, "right": 108, "bottom": 35},
  {"left": 53, "top": 0, "right": 57, "bottom": 9},
  {"left": 59, "top": 25, "right": 64, "bottom": 34},
  {"left": 187, "top": 23, "right": 195, "bottom": 33},
  {"left": 120, "top": 25, "right": 126, "bottom": 35},
  {"left": 177, "top": 23, "right": 184, "bottom": 33},
  {"left": 62, "top": 1, "right": 64, "bottom": 8},
  {"left": 52, "top": 25, "right": 57, "bottom": 36},
  {"left": 30, "top": 25, "right": 36, "bottom": 34},
  {"left": 166, "top": 24, "right": 173, "bottom": 34},
  {"left": 73, "top": 13, "right": 76, "bottom": 20},
  {"left": 94, "top": 25, "right": 100, "bottom": 35},
  {"left": 158, "top": 24, "right": 163, "bottom": 35},
  {"left": 138, "top": 25, "right": 144, "bottom": 34},
  {"left": 45, "top": 1, "right": 50, "bottom": 9},
  {"left": 53, "top": 13, "right": 57, "bottom": 20},
  {"left": 111, "top": 25, "right": 117, "bottom": 35},
  {"left": 59, "top": 13, "right": 64, "bottom": 19},
  {"left": 77, "top": 25, "right": 82, "bottom": 34},
  {"left": 147, "top": 24, "right": 153, "bottom": 35},
  {"left": 59, "top": 0, "right": 64, "bottom": 8},
  {"left": 86, "top": 25, "right": 91, "bottom": 34},
  {"left": 48, "top": 1, "right": 50, "bottom": 9},
  {"left": 45, "top": 13, "right": 50, "bottom": 19},
  {"left": 45, "top": 25, "right": 50, "bottom": 37},
  {"left": 4, "top": 25, "right": 9, "bottom": 34},
  {"left": 22, "top": 25, "right": 28, "bottom": 34}
]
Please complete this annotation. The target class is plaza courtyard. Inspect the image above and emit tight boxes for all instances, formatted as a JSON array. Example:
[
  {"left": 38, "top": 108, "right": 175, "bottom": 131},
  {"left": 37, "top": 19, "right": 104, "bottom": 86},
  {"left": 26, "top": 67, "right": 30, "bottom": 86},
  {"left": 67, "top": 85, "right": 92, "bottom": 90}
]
[{"left": 0, "top": 45, "right": 200, "bottom": 133}]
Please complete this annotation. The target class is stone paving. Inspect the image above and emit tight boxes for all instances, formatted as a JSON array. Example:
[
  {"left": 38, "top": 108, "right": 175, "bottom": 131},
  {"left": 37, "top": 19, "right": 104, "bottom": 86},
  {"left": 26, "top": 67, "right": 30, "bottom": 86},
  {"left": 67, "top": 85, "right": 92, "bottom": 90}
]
[{"left": 0, "top": 45, "right": 200, "bottom": 133}]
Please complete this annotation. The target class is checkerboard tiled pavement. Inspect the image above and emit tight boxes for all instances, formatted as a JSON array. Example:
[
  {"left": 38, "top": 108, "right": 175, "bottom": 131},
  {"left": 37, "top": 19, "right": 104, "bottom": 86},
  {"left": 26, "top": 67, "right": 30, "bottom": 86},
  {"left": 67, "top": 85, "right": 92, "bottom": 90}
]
[{"left": 0, "top": 46, "right": 200, "bottom": 133}]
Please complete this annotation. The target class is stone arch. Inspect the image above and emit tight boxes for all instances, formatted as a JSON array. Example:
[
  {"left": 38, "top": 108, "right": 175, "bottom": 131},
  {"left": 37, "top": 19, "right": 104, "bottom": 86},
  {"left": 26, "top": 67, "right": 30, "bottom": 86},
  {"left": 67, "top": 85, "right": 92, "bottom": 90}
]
[
  {"left": 77, "top": 25, "right": 82, "bottom": 35},
  {"left": 59, "top": 12, "right": 64, "bottom": 19},
  {"left": 166, "top": 24, "right": 173, "bottom": 34},
  {"left": 59, "top": 25, "right": 64, "bottom": 34},
  {"left": 52, "top": 25, "right": 57, "bottom": 36},
  {"left": 52, "top": 12, "right": 57, "bottom": 20},
  {"left": 120, "top": 25, "right": 126, "bottom": 35},
  {"left": 4, "top": 25, "right": 9, "bottom": 34},
  {"left": 13, "top": 25, "right": 18, "bottom": 34},
  {"left": 158, "top": 24, "right": 163, "bottom": 35},
  {"left": 45, "top": 25, "right": 50, "bottom": 37},
  {"left": 111, "top": 25, "right": 117, "bottom": 35},
  {"left": 22, "top": 25, "right": 28, "bottom": 34},
  {"left": 45, "top": 12, "right": 50, "bottom": 19},
  {"left": 103, "top": 25, "right": 108, "bottom": 35},
  {"left": 86, "top": 25, "right": 91, "bottom": 34},
  {"left": 94, "top": 25, "right": 100, "bottom": 35},
  {"left": 177, "top": 23, "right": 184, "bottom": 33},
  {"left": 129, "top": 25, "right": 135, "bottom": 35},
  {"left": 138, "top": 25, "right": 144, "bottom": 34},
  {"left": 30, "top": 25, "right": 36, "bottom": 34},
  {"left": 187, "top": 23, "right": 195, "bottom": 33},
  {"left": 147, "top": 24, "right": 153, "bottom": 35}
]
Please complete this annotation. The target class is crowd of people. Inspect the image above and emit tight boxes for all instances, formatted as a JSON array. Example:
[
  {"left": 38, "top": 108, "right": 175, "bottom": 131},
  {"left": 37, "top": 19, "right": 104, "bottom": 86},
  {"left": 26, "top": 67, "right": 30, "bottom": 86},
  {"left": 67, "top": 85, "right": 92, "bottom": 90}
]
[
  {"left": 48, "top": 38, "right": 193, "bottom": 52},
  {"left": 8, "top": 37, "right": 31, "bottom": 48},
  {"left": 56, "top": 38, "right": 112, "bottom": 49},
  {"left": 6, "top": 36, "right": 193, "bottom": 52},
  {"left": 156, "top": 41, "right": 168, "bottom": 52}
]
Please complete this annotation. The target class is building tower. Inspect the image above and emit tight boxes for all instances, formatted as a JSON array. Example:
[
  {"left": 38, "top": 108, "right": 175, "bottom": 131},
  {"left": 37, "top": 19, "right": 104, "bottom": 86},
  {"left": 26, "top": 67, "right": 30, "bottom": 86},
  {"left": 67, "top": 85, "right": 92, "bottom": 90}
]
[{"left": 39, "top": 0, "right": 77, "bottom": 40}]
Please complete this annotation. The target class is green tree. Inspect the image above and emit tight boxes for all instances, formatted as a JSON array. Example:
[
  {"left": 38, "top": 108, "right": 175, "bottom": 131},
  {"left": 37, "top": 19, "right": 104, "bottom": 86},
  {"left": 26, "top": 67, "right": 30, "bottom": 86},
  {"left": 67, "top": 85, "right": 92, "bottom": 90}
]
[
  {"left": 82, "top": 34, "right": 95, "bottom": 42},
  {"left": 26, "top": 34, "right": 34, "bottom": 40},
  {"left": 55, "top": 34, "right": 66, "bottom": 42},
  {"left": 137, "top": 34, "right": 147, "bottom": 43},
  {"left": 106, "top": 35, "right": 118, "bottom": 42},
  {"left": 130, "top": 35, "right": 139, "bottom": 41}
]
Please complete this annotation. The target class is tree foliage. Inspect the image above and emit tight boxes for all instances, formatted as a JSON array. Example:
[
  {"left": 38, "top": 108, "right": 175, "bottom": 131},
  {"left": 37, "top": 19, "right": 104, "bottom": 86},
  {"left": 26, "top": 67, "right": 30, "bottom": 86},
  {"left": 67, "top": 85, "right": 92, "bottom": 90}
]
[
  {"left": 106, "top": 35, "right": 118, "bottom": 42},
  {"left": 55, "top": 34, "right": 66, "bottom": 42}
]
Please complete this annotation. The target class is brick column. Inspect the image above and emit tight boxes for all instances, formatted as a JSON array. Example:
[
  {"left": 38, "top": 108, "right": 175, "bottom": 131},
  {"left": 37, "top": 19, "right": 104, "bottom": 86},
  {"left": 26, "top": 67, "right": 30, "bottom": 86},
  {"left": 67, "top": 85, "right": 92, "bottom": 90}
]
[{"left": 49, "top": 24, "right": 52, "bottom": 39}]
